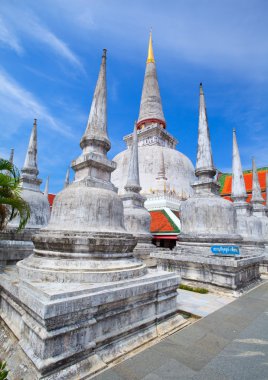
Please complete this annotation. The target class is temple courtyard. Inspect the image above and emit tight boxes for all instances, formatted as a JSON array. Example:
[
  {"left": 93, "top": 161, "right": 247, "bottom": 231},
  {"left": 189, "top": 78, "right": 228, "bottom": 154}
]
[
  {"left": 0, "top": 280, "right": 267, "bottom": 379},
  {"left": 94, "top": 280, "right": 268, "bottom": 380}
]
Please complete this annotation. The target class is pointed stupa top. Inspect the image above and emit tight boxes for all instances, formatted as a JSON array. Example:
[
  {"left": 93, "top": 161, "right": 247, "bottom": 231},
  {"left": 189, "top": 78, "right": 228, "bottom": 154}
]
[
  {"left": 195, "top": 83, "right": 216, "bottom": 178},
  {"left": 23, "top": 119, "right": 38, "bottom": 173},
  {"left": 231, "top": 129, "right": 247, "bottom": 202},
  {"left": 44, "top": 176, "right": 49, "bottom": 198},
  {"left": 137, "top": 32, "right": 165, "bottom": 129},
  {"left": 72, "top": 50, "right": 116, "bottom": 188},
  {"left": 9, "top": 148, "right": 14, "bottom": 164},
  {"left": 21, "top": 119, "right": 42, "bottom": 190},
  {"left": 251, "top": 158, "right": 264, "bottom": 204},
  {"left": 147, "top": 31, "right": 155, "bottom": 63},
  {"left": 80, "top": 49, "right": 110, "bottom": 153},
  {"left": 64, "top": 167, "right": 70, "bottom": 188},
  {"left": 125, "top": 122, "right": 141, "bottom": 193}
]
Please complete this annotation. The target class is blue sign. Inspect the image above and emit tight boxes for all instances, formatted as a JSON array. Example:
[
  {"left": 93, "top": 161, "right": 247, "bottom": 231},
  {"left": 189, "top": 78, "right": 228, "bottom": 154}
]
[{"left": 211, "top": 245, "right": 240, "bottom": 256}]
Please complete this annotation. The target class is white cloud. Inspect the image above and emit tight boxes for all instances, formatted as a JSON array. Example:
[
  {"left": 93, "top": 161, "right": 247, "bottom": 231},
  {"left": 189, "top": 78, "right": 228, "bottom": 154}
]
[
  {"left": 0, "top": 5, "right": 83, "bottom": 71},
  {"left": 0, "top": 68, "right": 73, "bottom": 138},
  {"left": 41, "top": 0, "right": 268, "bottom": 80},
  {"left": 22, "top": 16, "right": 84, "bottom": 71},
  {"left": 0, "top": 16, "right": 23, "bottom": 54}
]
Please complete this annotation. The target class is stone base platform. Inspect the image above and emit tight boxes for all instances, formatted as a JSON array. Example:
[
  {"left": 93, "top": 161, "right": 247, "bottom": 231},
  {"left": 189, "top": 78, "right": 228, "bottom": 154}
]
[
  {"left": 151, "top": 251, "right": 263, "bottom": 293},
  {"left": 0, "top": 266, "right": 184, "bottom": 379},
  {"left": 133, "top": 242, "right": 157, "bottom": 267},
  {"left": 260, "top": 249, "right": 268, "bottom": 276},
  {"left": 0, "top": 228, "right": 37, "bottom": 267}
]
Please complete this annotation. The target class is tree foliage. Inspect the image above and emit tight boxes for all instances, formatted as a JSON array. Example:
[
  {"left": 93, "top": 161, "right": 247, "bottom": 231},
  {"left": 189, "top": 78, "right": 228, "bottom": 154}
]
[
  {"left": 0, "top": 159, "right": 30, "bottom": 231},
  {"left": 0, "top": 361, "right": 9, "bottom": 380}
]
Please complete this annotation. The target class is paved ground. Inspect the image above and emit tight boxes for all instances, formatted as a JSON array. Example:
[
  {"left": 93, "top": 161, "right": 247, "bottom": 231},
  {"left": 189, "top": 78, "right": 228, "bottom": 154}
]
[
  {"left": 93, "top": 281, "right": 268, "bottom": 380},
  {"left": 177, "top": 289, "right": 233, "bottom": 317}
]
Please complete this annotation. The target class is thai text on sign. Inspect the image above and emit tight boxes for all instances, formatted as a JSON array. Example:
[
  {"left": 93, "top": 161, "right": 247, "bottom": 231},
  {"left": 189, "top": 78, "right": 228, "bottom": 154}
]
[{"left": 211, "top": 245, "right": 240, "bottom": 255}]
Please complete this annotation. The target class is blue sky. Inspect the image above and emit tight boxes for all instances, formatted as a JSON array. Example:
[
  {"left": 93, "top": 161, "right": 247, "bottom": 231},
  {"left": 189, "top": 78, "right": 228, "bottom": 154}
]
[{"left": 0, "top": 0, "right": 267, "bottom": 193}]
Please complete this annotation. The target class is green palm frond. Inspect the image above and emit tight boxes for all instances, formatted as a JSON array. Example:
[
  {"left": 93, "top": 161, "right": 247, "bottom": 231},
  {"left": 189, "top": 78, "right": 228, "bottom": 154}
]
[
  {"left": 0, "top": 159, "right": 13, "bottom": 172},
  {"left": 0, "top": 360, "right": 9, "bottom": 380},
  {"left": 0, "top": 196, "right": 30, "bottom": 230},
  {"left": 0, "top": 158, "right": 30, "bottom": 231}
]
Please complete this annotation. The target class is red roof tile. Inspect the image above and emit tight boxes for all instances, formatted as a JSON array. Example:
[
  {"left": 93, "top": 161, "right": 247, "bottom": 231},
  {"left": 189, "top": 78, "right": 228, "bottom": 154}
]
[{"left": 48, "top": 193, "right": 56, "bottom": 207}]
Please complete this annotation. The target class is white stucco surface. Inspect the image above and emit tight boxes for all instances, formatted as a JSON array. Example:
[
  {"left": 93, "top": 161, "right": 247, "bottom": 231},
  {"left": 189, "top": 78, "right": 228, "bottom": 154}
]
[{"left": 112, "top": 145, "right": 195, "bottom": 200}]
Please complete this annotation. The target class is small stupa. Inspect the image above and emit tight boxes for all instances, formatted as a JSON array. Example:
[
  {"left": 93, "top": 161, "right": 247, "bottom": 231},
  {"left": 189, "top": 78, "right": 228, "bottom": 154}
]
[
  {"left": 0, "top": 49, "right": 184, "bottom": 379},
  {"left": 0, "top": 120, "right": 50, "bottom": 266},
  {"left": 152, "top": 84, "right": 262, "bottom": 291},
  {"left": 231, "top": 130, "right": 264, "bottom": 246},
  {"left": 250, "top": 158, "right": 268, "bottom": 273},
  {"left": 120, "top": 122, "right": 157, "bottom": 266},
  {"left": 177, "top": 84, "right": 240, "bottom": 242}
]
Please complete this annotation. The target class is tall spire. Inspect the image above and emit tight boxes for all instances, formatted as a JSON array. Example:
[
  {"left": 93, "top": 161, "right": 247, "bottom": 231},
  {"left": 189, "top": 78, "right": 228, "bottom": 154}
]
[
  {"left": 9, "top": 148, "right": 14, "bottom": 164},
  {"left": 251, "top": 158, "right": 264, "bottom": 204},
  {"left": 23, "top": 119, "right": 38, "bottom": 173},
  {"left": 44, "top": 176, "right": 49, "bottom": 198},
  {"left": 231, "top": 129, "right": 247, "bottom": 202},
  {"left": 64, "top": 167, "right": 70, "bottom": 188},
  {"left": 21, "top": 119, "right": 42, "bottom": 190},
  {"left": 80, "top": 48, "right": 110, "bottom": 154},
  {"left": 72, "top": 50, "right": 116, "bottom": 188},
  {"left": 137, "top": 32, "right": 165, "bottom": 129},
  {"left": 125, "top": 122, "right": 141, "bottom": 193},
  {"left": 195, "top": 83, "right": 215, "bottom": 179}
]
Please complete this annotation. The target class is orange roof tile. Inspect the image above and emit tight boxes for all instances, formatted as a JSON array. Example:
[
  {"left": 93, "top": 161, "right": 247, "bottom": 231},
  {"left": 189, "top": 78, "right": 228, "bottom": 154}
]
[
  {"left": 219, "top": 167, "right": 267, "bottom": 205},
  {"left": 150, "top": 210, "right": 179, "bottom": 234},
  {"left": 219, "top": 167, "right": 267, "bottom": 195}
]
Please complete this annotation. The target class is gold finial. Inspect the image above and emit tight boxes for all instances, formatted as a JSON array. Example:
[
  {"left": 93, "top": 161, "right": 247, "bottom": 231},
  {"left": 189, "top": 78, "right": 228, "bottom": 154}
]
[{"left": 147, "top": 31, "right": 155, "bottom": 64}]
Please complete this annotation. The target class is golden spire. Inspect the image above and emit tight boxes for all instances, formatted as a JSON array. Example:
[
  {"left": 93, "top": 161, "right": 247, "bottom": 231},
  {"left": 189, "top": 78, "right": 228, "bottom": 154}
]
[{"left": 146, "top": 31, "right": 155, "bottom": 64}]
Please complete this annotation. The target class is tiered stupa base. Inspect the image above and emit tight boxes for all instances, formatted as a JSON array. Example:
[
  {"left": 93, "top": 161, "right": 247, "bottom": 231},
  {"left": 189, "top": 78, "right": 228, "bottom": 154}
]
[
  {"left": 0, "top": 263, "right": 183, "bottom": 379},
  {"left": 0, "top": 229, "right": 184, "bottom": 379},
  {"left": 132, "top": 235, "right": 162, "bottom": 268},
  {"left": 18, "top": 230, "right": 147, "bottom": 283},
  {"left": 152, "top": 235, "right": 264, "bottom": 293}
]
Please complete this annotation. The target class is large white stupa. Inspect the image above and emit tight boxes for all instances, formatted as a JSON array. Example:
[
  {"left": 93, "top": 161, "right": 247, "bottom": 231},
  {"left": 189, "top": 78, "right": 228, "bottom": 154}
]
[{"left": 111, "top": 33, "right": 195, "bottom": 210}]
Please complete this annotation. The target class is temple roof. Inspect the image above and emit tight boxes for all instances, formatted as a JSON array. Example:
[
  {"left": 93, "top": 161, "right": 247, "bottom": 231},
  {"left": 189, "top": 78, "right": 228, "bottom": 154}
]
[
  {"left": 150, "top": 209, "right": 180, "bottom": 234},
  {"left": 219, "top": 167, "right": 267, "bottom": 204}
]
